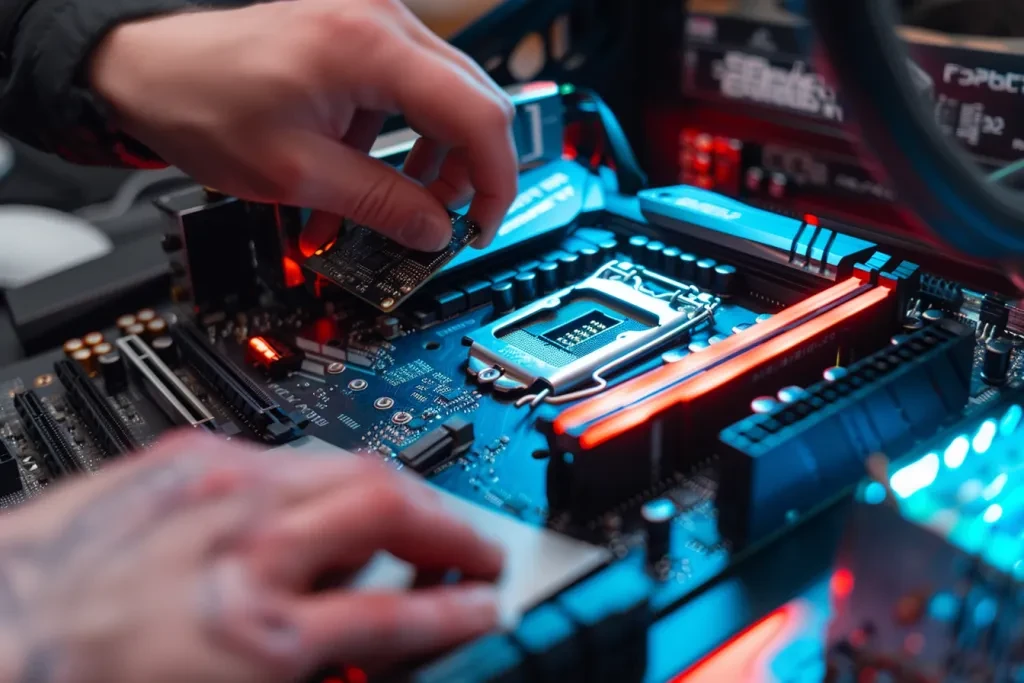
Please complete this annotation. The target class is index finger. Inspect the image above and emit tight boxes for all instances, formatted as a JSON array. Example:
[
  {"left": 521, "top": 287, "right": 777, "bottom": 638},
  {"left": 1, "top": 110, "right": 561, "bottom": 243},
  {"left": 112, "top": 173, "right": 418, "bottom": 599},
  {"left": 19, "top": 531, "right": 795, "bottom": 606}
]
[
  {"left": 359, "top": 48, "right": 517, "bottom": 241},
  {"left": 256, "top": 470, "right": 505, "bottom": 587}
]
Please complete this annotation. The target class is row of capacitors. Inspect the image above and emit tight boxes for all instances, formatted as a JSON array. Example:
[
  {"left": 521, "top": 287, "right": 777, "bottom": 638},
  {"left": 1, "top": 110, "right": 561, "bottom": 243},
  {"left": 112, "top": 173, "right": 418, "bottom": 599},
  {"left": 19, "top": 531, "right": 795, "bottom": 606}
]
[
  {"left": 61, "top": 309, "right": 176, "bottom": 394},
  {"left": 625, "top": 235, "right": 737, "bottom": 295},
  {"left": 412, "top": 236, "right": 619, "bottom": 326}
]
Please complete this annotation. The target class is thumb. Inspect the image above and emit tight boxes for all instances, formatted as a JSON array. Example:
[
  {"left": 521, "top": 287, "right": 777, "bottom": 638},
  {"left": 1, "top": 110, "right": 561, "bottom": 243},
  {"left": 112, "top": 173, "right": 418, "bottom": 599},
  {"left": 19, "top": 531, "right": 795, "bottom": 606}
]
[{"left": 295, "top": 137, "right": 453, "bottom": 252}]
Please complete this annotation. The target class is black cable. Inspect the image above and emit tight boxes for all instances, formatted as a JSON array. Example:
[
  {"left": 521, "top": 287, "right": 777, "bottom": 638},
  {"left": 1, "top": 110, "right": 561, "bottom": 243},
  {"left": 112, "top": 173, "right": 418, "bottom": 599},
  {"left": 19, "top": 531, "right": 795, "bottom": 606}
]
[{"left": 562, "top": 86, "right": 647, "bottom": 195}]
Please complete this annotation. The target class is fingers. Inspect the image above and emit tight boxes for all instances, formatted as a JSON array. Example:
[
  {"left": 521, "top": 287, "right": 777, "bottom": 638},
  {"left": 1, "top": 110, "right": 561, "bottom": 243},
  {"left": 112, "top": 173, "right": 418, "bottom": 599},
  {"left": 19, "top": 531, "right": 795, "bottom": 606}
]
[
  {"left": 299, "top": 210, "right": 341, "bottom": 257},
  {"left": 427, "top": 147, "right": 474, "bottom": 213},
  {"left": 292, "top": 133, "right": 453, "bottom": 251},
  {"left": 355, "top": 47, "right": 517, "bottom": 242},
  {"left": 403, "top": 137, "right": 448, "bottom": 185},
  {"left": 343, "top": 110, "right": 387, "bottom": 153},
  {"left": 294, "top": 583, "right": 499, "bottom": 665},
  {"left": 257, "top": 471, "right": 504, "bottom": 587}
]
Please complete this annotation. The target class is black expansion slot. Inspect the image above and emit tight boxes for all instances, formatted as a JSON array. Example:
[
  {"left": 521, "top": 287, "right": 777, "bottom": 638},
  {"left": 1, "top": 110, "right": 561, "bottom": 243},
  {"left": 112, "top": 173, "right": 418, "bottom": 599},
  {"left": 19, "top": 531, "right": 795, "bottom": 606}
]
[
  {"left": 54, "top": 360, "right": 140, "bottom": 457},
  {"left": 13, "top": 390, "right": 82, "bottom": 479},
  {"left": 0, "top": 439, "right": 23, "bottom": 496},
  {"left": 169, "top": 322, "right": 305, "bottom": 443}
]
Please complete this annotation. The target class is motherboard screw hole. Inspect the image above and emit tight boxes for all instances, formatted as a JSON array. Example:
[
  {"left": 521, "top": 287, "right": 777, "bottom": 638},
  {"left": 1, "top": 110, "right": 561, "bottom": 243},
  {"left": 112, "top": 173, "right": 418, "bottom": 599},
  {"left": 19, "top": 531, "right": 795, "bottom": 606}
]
[{"left": 424, "top": 341, "right": 441, "bottom": 351}]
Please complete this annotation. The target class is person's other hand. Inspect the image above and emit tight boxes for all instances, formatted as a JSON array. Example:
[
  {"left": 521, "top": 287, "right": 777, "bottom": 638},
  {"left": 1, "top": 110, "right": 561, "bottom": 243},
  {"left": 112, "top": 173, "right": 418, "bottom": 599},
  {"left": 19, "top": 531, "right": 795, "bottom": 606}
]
[
  {"left": 89, "top": 0, "right": 518, "bottom": 253},
  {"left": 0, "top": 431, "right": 504, "bottom": 683}
]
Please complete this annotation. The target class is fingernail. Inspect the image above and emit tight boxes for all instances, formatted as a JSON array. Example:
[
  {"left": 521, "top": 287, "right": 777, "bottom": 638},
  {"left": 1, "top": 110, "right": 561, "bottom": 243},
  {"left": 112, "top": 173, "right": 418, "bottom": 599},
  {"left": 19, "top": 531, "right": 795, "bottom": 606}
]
[
  {"left": 457, "top": 584, "right": 500, "bottom": 622},
  {"left": 400, "top": 214, "right": 451, "bottom": 252}
]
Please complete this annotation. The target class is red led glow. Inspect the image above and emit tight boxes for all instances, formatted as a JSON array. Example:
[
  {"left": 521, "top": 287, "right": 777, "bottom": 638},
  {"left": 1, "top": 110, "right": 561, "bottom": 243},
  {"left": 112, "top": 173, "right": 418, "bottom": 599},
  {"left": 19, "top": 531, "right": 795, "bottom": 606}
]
[
  {"left": 673, "top": 605, "right": 806, "bottom": 683},
  {"left": 282, "top": 256, "right": 304, "bottom": 288},
  {"left": 248, "top": 336, "right": 281, "bottom": 362},
  {"left": 803, "top": 213, "right": 820, "bottom": 227},
  {"left": 830, "top": 568, "right": 855, "bottom": 598},
  {"left": 344, "top": 668, "right": 368, "bottom": 683}
]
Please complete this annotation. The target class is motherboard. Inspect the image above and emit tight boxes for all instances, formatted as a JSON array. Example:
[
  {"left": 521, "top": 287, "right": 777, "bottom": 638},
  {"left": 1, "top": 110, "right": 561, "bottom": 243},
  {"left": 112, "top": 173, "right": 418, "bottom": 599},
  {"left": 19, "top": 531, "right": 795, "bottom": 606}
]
[{"left": 2, "top": 149, "right": 1023, "bottom": 681}]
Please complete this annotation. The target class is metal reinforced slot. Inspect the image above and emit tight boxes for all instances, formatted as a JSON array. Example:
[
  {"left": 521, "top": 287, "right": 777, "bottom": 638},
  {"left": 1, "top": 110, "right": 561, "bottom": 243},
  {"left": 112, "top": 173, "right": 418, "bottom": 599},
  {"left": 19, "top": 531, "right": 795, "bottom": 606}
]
[
  {"left": 116, "top": 335, "right": 216, "bottom": 430},
  {"left": 13, "top": 390, "right": 81, "bottom": 479}
]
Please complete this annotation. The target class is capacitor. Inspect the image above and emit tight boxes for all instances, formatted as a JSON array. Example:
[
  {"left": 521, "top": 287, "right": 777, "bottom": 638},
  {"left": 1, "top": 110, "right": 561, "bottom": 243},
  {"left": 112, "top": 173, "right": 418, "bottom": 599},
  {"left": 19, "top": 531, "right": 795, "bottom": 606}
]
[
  {"left": 903, "top": 318, "right": 925, "bottom": 332},
  {"left": 627, "top": 235, "right": 649, "bottom": 261},
  {"left": 513, "top": 271, "right": 538, "bottom": 303},
  {"left": 115, "top": 314, "right": 137, "bottom": 334},
  {"left": 755, "top": 313, "right": 773, "bottom": 324},
  {"left": 695, "top": 258, "right": 717, "bottom": 288},
  {"left": 151, "top": 336, "right": 179, "bottom": 367},
  {"left": 751, "top": 396, "right": 779, "bottom": 414},
  {"left": 72, "top": 348, "right": 95, "bottom": 375},
  {"left": 146, "top": 318, "right": 168, "bottom": 340},
  {"left": 678, "top": 253, "right": 698, "bottom": 281},
  {"left": 644, "top": 241, "right": 665, "bottom": 269},
  {"left": 708, "top": 334, "right": 728, "bottom": 345},
  {"left": 660, "top": 246, "right": 681, "bottom": 276},
  {"left": 597, "top": 238, "right": 618, "bottom": 262},
  {"left": 922, "top": 309, "right": 945, "bottom": 323},
  {"left": 982, "top": 339, "right": 1013, "bottom": 386},
  {"left": 376, "top": 316, "right": 401, "bottom": 340},
  {"left": 558, "top": 253, "right": 581, "bottom": 282},
  {"left": 83, "top": 331, "right": 105, "bottom": 348},
  {"left": 63, "top": 338, "right": 85, "bottom": 358},
  {"left": 732, "top": 322, "right": 752, "bottom": 335},
  {"left": 136, "top": 308, "right": 157, "bottom": 325},
  {"left": 768, "top": 172, "right": 787, "bottom": 198},
  {"left": 125, "top": 323, "right": 146, "bottom": 338},
  {"left": 535, "top": 261, "right": 559, "bottom": 293},
  {"left": 823, "top": 366, "right": 848, "bottom": 382},
  {"left": 578, "top": 246, "right": 600, "bottom": 273},
  {"left": 92, "top": 342, "right": 113, "bottom": 359},
  {"left": 688, "top": 340, "right": 709, "bottom": 353},
  {"left": 712, "top": 264, "right": 737, "bottom": 294},
  {"left": 641, "top": 498, "right": 677, "bottom": 572},
  {"left": 491, "top": 281, "right": 516, "bottom": 315},
  {"left": 98, "top": 351, "right": 128, "bottom": 394},
  {"left": 891, "top": 334, "right": 911, "bottom": 347},
  {"left": 777, "top": 386, "right": 809, "bottom": 404}
]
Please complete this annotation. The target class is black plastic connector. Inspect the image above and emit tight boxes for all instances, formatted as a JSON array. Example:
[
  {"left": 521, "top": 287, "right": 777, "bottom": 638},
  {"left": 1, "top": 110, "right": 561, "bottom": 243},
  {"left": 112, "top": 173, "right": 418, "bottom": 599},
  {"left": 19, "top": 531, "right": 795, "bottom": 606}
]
[
  {"left": 717, "top": 318, "right": 974, "bottom": 546},
  {"left": 13, "top": 390, "right": 81, "bottom": 479},
  {"left": 54, "top": 360, "right": 139, "bottom": 457},
  {"left": 398, "top": 417, "right": 475, "bottom": 474},
  {"left": 170, "top": 322, "right": 306, "bottom": 443}
]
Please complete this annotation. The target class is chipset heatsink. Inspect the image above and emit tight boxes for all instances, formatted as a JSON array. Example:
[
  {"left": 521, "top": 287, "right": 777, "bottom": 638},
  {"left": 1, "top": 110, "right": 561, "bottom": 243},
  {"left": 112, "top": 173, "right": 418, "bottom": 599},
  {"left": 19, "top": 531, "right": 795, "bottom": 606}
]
[{"left": 464, "top": 261, "right": 718, "bottom": 399}]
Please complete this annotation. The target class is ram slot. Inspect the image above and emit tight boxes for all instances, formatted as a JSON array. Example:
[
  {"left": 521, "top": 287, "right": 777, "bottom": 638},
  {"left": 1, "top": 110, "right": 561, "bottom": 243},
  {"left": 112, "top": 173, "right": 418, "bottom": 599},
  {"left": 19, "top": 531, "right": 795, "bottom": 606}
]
[
  {"left": 116, "top": 335, "right": 217, "bottom": 431},
  {"left": 169, "top": 322, "right": 303, "bottom": 443},
  {"left": 54, "top": 360, "right": 140, "bottom": 457},
  {"left": 13, "top": 390, "right": 81, "bottom": 479}
]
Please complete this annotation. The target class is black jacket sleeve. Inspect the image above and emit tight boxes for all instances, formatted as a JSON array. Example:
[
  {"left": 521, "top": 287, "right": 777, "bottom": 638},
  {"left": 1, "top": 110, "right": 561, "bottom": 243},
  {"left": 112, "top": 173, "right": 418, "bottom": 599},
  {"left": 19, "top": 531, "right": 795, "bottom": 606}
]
[{"left": 0, "top": 0, "right": 195, "bottom": 167}]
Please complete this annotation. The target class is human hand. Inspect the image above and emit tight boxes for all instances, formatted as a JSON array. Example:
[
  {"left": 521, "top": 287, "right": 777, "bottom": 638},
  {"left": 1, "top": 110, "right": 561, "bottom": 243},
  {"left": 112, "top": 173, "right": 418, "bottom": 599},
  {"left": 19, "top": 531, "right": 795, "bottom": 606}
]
[
  {"left": 89, "top": 0, "right": 518, "bottom": 252},
  {"left": 0, "top": 431, "right": 504, "bottom": 683}
]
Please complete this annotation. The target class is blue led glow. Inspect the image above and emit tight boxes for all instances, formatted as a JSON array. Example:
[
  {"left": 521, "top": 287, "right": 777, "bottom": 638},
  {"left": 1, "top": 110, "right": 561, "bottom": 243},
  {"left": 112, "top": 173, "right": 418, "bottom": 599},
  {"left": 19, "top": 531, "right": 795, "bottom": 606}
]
[
  {"left": 983, "top": 503, "right": 1003, "bottom": 524},
  {"left": 928, "top": 592, "right": 960, "bottom": 622},
  {"left": 973, "top": 419, "right": 998, "bottom": 454},
  {"left": 983, "top": 472, "right": 1008, "bottom": 501},
  {"left": 944, "top": 436, "right": 970, "bottom": 469},
  {"left": 890, "top": 453, "right": 940, "bottom": 498},
  {"left": 1000, "top": 404, "right": 1023, "bottom": 436},
  {"left": 863, "top": 482, "right": 887, "bottom": 505},
  {"left": 974, "top": 597, "right": 998, "bottom": 627}
]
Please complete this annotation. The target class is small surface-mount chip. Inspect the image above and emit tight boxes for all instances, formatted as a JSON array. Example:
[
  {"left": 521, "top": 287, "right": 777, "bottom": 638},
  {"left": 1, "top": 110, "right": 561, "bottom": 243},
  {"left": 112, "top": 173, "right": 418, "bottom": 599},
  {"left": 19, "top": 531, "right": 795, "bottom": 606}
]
[{"left": 304, "top": 212, "right": 480, "bottom": 312}]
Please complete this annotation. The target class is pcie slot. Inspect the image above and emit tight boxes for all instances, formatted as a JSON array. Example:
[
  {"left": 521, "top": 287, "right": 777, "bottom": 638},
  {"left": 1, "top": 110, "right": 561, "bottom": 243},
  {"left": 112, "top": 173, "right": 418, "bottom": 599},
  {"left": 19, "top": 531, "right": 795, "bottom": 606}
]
[
  {"left": 54, "top": 360, "right": 140, "bottom": 457},
  {"left": 116, "top": 335, "right": 217, "bottom": 431},
  {"left": 169, "top": 322, "right": 303, "bottom": 443},
  {"left": 13, "top": 390, "right": 81, "bottom": 479}
]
